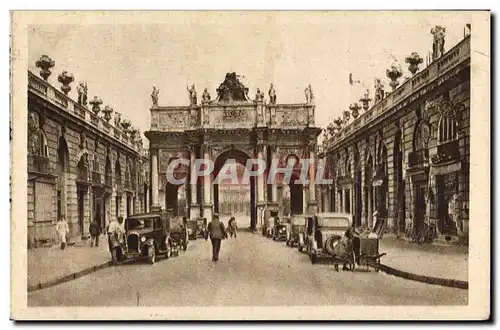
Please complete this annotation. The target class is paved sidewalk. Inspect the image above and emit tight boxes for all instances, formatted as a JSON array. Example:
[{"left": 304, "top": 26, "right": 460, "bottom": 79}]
[
  {"left": 379, "top": 237, "right": 468, "bottom": 282},
  {"left": 28, "top": 236, "right": 110, "bottom": 289}
]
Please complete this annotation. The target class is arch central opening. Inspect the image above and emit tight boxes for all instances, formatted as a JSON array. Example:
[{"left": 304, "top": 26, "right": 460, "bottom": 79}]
[{"left": 213, "top": 149, "right": 255, "bottom": 230}]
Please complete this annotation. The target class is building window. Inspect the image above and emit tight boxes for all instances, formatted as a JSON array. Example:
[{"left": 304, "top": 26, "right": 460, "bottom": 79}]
[
  {"left": 413, "top": 120, "right": 431, "bottom": 151},
  {"left": 116, "top": 195, "right": 122, "bottom": 218},
  {"left": 438, "top": 114, "right": 458, "bottom": 143},
  {"left": 38, "top": 130, "right": 49, "bottom": 157}
]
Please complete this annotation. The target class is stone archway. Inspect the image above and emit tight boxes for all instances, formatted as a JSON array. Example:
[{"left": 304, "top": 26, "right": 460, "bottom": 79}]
[
  {"left": 57, "top": 136, "right": 70, "bottom": 223},
  {"left": 145, "top": 72, "right": 322, "bottom": 231},
  {"left": 364, "top": 154, "right": 374, "bottom": 227},
  {"left": 164, "top": 157, "right": 189, "bottom": 217},
  {"left": 213, "top": 148, "right": 255, "bottom": 229},
  {"left": 285, "top": 154, "right": 304, "bottom": 215},
  {"left": 393, "top": 129, "right": 406, "bottom": 234}
]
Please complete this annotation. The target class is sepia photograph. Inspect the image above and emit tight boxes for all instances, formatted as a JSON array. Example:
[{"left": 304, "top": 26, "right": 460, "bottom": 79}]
[{"left": 10, "top": 10, "right": 490, "bottom": 320}]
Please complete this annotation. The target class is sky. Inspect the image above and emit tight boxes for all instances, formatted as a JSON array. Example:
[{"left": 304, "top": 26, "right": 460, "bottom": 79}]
[{"left": 28, "top": 12, "right": 468, "bottom": 147}]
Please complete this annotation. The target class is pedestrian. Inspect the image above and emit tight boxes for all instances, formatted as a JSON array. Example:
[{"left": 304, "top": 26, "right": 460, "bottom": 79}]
[
  {"left": 89, "top": 217, "right": 101, "bottom": 247},
  {"left": 55, "top": 216, "right": 69, "bottom": 250},
  {"left": 229, "top": 216, "right": 238, "bottom": 238},
  {"left": 107, "top": 216, "right": 125, "bottom": 253},
  {"left": 205, "top": 213, "right": 228, "bottom": 261}
]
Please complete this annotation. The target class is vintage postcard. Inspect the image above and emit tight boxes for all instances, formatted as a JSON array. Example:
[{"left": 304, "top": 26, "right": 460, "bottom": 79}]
[{"left": 10, "top": 10, "right": 490, "bottom": 320}]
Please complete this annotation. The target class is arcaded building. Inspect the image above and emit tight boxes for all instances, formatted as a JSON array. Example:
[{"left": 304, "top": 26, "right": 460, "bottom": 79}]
[
  {"left": 320, "top": 28, "right": 470, "bottom": 244},
  {"left": 27, "top": 56, "right": 150, "bottom": 247}
]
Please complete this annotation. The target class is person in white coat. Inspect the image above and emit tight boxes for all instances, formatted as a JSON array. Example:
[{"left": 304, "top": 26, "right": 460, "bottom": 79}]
[{"left": 56, "top": 217, "right": 69, "bottom": 250}]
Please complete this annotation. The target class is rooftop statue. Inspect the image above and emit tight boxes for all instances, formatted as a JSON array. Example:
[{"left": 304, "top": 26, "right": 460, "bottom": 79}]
[
  {"left": 77, "top": 82, "right": 88, "bottom": 106},
  {"left": 255, "top": 88, "right": 265, "bottom": 102},
  {"left": 374, "top": 78, "right": 385, "bottom": 103},
  {"left": 215, "top": 72, "right": 250, "bottom": 102},
  {"left": 187, "top": 84, "right": 197, "bottom": 105},
  {"left": 151, "top": 86, "right": 159, "bottom": 106},
  {"left": 305, "top": 84, "right": 314, "bottom": 103},
  {"left": 268, "top": 83, "right": 277, "bottom": 104},
  {"left": 431, "top": 25, "right": 446, "bottom": 60},
  {"left": 202, "top": 88, "right": 211, "bottom": 103}
]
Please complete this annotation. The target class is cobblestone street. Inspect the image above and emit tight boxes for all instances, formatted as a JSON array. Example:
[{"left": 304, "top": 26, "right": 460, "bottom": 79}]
[{"left": 28, "top": 231, "right": 467, "bottom": 306}]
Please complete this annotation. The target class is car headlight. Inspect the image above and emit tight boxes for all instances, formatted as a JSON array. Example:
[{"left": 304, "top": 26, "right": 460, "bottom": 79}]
[{"left": 140, "top": 236, "right": 146, "bottom": 242}]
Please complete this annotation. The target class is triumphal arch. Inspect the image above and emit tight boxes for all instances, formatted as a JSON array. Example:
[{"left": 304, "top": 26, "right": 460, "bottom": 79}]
[{"left": 145, "top": 73, "right": 322, "bottom": 230}]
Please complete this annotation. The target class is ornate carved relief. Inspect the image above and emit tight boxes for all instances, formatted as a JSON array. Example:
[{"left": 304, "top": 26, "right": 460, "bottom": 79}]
[
  {"left": 158, "top": 111, "right": 189, "bottom": 129},
  {"left": 159, "top": 149, "right": 169, "bottom": 172},
  {"left": 28, "top": 111, "right": 39, "bottom": 155},
  {"left": 222, "top": 108, "right": 249, "bottom": 122},
  {"left": 190, "top": 110, "right": 200, "bottom": 127},
  {"left": 279, "top": 108, "right": 307, "bottom": 126}
]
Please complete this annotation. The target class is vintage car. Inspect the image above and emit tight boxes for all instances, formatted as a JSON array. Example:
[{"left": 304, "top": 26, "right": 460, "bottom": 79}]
[
  {"left": 169, "top": 216, "right": 189, "bottom": 252},
  {"left": 186, "top": 218, "right": 198, "bottom": 240},
  {"left": 286, "top": 214, "right": 313, "bottom": 248},
  {"left": 186, "top": 217, "right": 207, "bottom": 240},
  {"left": 110, "top": 212, "right": 175, "bottom": 265},
  {"left": 307, "top": 212, "right": 354, "bottom": 268},
  {"left": 195, "top": 217, "right": 208, "bottom": 238},
  {"left": 272, "top": 216, "right": 289, "bottom": 241}
]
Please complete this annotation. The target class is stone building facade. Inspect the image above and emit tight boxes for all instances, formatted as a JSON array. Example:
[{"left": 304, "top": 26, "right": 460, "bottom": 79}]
[
  {"left": 27, "top": 56, "right": 149, "bottom": 247},
  {"left": 319, "top": 31, "right": 470, "bottom": 244},
  {"left": 146, "top": 73, "right": 321, "bottom": 230}
]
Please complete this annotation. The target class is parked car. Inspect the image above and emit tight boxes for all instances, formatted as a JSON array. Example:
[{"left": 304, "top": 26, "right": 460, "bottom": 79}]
[
  {"left": 287, "top": 214, "right": 313, "bottom": 248},
  {"left": 307, "top": 213, "right": 354, "bottom": 268},
  {"left": 169, "top": 216, "right": 188, "bottom": 252},
  {"left": 110, "top": 212, "right": 175, "bottom": 265},
  {"left": 195, "top": 217, "right": 207, "bottom": 238},
  {"left": 187, "top": 218, "right": 198, "bottom": 240},
  {"left": 272, "top": 216, "right": 289, "bottom": 241}
]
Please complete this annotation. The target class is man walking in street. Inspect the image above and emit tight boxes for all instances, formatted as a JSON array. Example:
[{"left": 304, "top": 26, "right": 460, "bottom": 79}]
[
  {"left": 55, "top": 216, "right": 69, "bottom": 250},
  {"left": 89, "top": 217, "right": 101, "bottom": 247},
  {"left": 228, "top": 216, "right": 238, "bottom": 238},
  {"left": 107, "top": 216, "right": 125, "bottom": 253},
  {"left": 205, "top": 213, "right": 228, "bottom": 261}
]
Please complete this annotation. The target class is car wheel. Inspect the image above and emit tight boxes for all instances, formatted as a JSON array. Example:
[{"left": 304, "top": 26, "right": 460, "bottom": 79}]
[
  {"left": 166, "top": 243, "right": 172, "bottom": 259},
  {"left": 148, "top": 245, "right": 156, "bottom": 265}
]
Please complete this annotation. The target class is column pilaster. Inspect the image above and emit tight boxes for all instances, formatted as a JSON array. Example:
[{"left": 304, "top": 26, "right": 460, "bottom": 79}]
[
  {"left": 150, "top": 148, "right": 160, "bottom": 212},
  {"left": 307, "top": 141, "right": 318, "bottom": 214}
]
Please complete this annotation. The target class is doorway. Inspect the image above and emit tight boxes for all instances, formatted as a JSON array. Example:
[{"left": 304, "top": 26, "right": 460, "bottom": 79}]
[
  {"left": 414, "top": 184, "right": 426, "bottom": 232},
  {"left": 77, "top": 188, "right": 85, "bottom": 236},
  {"left": 355, "top": 171, "right": 362, "bottom": 226}
]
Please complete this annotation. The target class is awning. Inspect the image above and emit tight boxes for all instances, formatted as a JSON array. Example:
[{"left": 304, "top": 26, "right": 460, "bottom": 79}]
[{"left": 430, "top": 160, "right": 461, "bottom": 176}]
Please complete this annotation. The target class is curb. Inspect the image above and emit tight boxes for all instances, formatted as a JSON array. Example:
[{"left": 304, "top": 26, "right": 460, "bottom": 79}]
[
  {"left": 28, "top": 261, "right": 112, "bottom": 293},
  {"left": 378, "top": 263, "right": 468, "bottom": 290}
]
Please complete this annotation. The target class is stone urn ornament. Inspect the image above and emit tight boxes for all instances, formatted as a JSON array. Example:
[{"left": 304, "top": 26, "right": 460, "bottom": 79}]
[
  {"left": 342, "top": 110, "right": 351, "bottom": 124},
  {"left": 327, "top": 122, "right": 336, "bottom": 137},
  {"left": 333, "top": 117, "right": 343, "bottom": 131},
  {"left": 386, "top": 64, "right": 403, "bottom": 91},
  {"left": 359, "top": 89, "right": 372, "bottom": 111},
  {"left": 120, "top": 119, "right": 131, "bottom": 133},
  {"left": 405, "top": 52, "right": 424, "bottom": 75},
  {"left": 349, "top": 103, "right": 362, "bottom": 119},
  {"left": 89, "top": 96, "right": 103, "bottom": 115},
  {"left": 57, "top": 71, "right": 75, "bottom": 95},
  {"left": 102, "top": 105, "right": 114, "bottom": 122},
  {"left": 130, "top": 127, "right": 138, "bottom": 140},
  {"left": 35, "top": 55, "right": 55, "bottom": 81}
]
